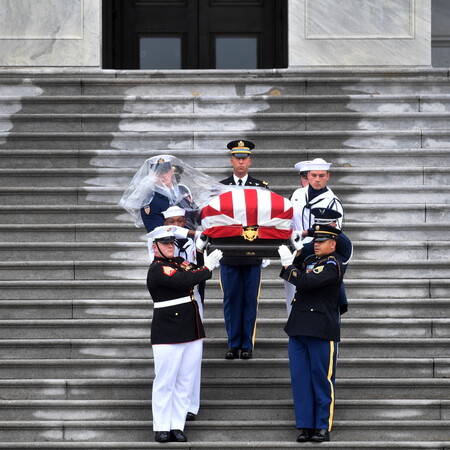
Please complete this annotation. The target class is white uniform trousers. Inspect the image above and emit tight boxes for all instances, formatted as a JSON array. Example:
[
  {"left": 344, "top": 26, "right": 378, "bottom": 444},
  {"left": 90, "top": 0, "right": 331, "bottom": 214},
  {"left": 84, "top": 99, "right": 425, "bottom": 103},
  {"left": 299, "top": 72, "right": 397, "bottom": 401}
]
[
  {"left": 186, "top": 289, "right": 203, "bottom": 415},
  {"left": 152, "top": 339, "right": 203, "bottom": 431}
]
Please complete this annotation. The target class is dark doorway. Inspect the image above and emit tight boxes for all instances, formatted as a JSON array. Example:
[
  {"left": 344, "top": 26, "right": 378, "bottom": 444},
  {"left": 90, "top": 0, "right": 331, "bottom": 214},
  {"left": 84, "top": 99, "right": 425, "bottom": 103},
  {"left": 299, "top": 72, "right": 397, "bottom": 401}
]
[{"left": 103, "top": 0, "right": 288, "bottom": 69}]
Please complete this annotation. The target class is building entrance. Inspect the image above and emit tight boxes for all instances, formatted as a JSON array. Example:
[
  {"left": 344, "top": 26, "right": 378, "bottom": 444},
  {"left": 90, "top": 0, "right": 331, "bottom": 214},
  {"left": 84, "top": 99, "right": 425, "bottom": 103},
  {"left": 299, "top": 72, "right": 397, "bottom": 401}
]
[{"left": 103, "top": 0, "right": 287, "bottom": 70}]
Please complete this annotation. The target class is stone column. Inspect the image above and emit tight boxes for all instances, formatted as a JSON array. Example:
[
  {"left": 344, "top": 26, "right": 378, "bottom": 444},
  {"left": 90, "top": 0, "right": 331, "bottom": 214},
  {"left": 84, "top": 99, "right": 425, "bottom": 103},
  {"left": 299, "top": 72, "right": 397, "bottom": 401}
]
[
  {"left": 289, "top": 0, "right": 431, "bottom": 67},
  {"left": 0, "top": 0, "right": 100, "bottom": 67}
]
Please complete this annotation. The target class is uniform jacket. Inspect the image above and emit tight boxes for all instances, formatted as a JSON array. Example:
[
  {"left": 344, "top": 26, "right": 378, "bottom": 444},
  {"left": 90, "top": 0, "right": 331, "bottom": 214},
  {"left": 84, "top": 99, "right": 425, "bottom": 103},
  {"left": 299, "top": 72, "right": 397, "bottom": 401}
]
[
  {"left": 219, "top": 174, "right": 269, "bottom": 265},
  {"left": 140, "top": 185, "right": 198, "bottom": 232},
  {"left": 147, "top": 256, "right": 212, "bottom": 344},
  {"left": 281, "top": 252, "right": 344, "bottom": 342},
  {"left": 220, "top": 174, "right": 269, "bottom": 188},
  {"left": 291, "top": 186, "right": 343, "bottom": 233}
]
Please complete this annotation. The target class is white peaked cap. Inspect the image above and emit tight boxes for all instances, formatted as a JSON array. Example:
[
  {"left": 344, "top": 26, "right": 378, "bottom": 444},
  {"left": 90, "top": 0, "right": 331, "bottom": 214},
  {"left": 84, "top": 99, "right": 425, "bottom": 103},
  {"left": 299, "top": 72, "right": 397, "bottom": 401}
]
[
  {"left": 146, "top": 226, "right": 176, "bottom": 242},
  {"left": 162, "top": 205, "right": 186, "bottom": 218},
  {"left": 307, "top": 158, "right": 331, "bottom": 171}
]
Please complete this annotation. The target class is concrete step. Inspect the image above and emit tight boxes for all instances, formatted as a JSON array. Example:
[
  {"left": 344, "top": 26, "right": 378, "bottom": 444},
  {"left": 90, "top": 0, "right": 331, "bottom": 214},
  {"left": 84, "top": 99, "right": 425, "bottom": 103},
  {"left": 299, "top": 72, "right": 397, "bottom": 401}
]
[
  {"left": 0, "top": 357, "right": 447, "bottom": 380},
  {"left": 7, "top": 112, "right": 450, "bottom": 133},
  {"left": 0, "top": 278, "right": 448, "bottom": 300},
  {"left": 0, "top": 166, "right": 447, "bottom": 187},
  {"left": 0, "top": 418, "right": 446, "bottom": 442},
  {"left": 0, "top": 298, "right": 447, "bottom": 321},
  {"left": 8, "top": 93, "right": 450, "bottom": 114},
  {"left": 1, "top": 148, "right": 450, "bottom": 169},
  {"left": 0, "top": 338, "right": 447, "bottom": 360},
  {"left": 0, "top": 398, "right": 446, "bottom": 422}
]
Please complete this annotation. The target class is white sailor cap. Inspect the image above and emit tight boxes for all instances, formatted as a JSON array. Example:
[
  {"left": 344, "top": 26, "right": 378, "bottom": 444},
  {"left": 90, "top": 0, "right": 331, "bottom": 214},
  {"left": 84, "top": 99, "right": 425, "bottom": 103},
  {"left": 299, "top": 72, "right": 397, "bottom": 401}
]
[
  {"left": 162, "top": 206, "right": 186, "bottom": 219},
  {"left": 294, "top": 160, "right": 311, "bottom": 173},
  {"left": 308, "top": 158, "right": 331, "bottom": 171},
  {"left": 146, "top": 226, "right": 176, "bottom": 243}
]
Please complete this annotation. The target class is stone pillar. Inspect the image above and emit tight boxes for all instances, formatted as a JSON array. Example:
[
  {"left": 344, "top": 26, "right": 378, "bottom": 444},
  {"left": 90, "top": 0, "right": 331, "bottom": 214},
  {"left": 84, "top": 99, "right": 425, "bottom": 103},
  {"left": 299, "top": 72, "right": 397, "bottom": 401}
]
[
  {"left": 0, "top": 0, "right": 100, "bottom": 67},
  {"left": 289, "top": 0, "right": 431, "bottom": 67}
]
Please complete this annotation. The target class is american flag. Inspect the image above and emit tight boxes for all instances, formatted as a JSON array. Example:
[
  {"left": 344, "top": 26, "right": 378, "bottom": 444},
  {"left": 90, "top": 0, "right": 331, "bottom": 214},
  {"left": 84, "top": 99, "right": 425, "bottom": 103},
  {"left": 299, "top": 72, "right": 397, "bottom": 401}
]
[{"left": 200, "top": 187, "right": 293, "bottom": 239}]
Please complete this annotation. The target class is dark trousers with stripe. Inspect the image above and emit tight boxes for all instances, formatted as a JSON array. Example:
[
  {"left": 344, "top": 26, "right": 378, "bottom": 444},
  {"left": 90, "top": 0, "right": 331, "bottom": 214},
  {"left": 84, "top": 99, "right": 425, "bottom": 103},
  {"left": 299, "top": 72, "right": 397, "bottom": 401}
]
[
  {"left": 288, "top": 335, "right": 338, "bottom": 431},
  {"left": 220, "top": 263, "right": 261, "bottom": 351}
]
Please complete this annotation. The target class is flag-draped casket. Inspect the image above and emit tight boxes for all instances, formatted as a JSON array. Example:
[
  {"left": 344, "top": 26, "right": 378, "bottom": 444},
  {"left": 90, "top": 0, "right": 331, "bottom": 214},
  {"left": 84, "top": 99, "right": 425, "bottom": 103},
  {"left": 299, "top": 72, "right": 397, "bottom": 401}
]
[{"left": 200, "top": 188, "right": 293, "bottom": 257}]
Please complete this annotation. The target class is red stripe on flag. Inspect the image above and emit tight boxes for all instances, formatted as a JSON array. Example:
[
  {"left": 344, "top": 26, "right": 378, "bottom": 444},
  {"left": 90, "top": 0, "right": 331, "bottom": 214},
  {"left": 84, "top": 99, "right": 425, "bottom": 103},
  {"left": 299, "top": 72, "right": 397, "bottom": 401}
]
[
  {"left": 200, "top": 204, "right": 222, "bottom": 219},
  {"left": 270, "top": 192, "right": 285, "bottom": 218},
  {"left": 244, "top": 188, "right": 258, "bottom": 226},
  {"left": 219, "top": 191, "right": 234, "bottom": 219}
]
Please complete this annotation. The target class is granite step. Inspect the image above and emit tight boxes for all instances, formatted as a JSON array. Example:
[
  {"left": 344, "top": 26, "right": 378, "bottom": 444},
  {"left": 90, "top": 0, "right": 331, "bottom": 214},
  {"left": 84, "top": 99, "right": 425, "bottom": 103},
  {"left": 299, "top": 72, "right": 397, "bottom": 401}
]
[
  {"left": 1, "top": 148, "right": 450, "bottom": 169},
  {"left": 0, "top": 357, "right": 447, "bottom": 380},
  {"left": 0, "top": 418, "right": 445, "bottom": 442},
  {"left": 0, "top": 317, "right": 446, "bottom": 340},
  {"left": 0, "top": 298, "right": 447, "bottom": 321},
  {"left": 0, "top": 442, "right": 447, "bottom": 450},
  {"left": 0, "top": 398, "right": 446, "bottom": 422},
  {"left": 2, "top": 240, "right": 448, "bottom": 261},
  {"left": 8, "top": 93, "right": 450, "bottom": 114},
  {"left": 0, "top": 376, "right": 446, "bottom": 401},
  {"left": 0, "top": 278, "right": 447, "bottom": 300},
  {"left": 0, "top": 203, "right": 448, "bottom": 225},
  {"left": 0, "top": 337, "right": 447, "bottom": 360},
  {"left": 0, "top": 258, "right": 448, "bottom": 280},
  {"left": 0, "top": 166, "right": 446, "bottom": 187},
  {"left": 0, "top": 440, "right": 446, "bottom": 450},
  {"left": 7, "top": 112, "right": 450, "bottom": 133},
  {"left": 0, "top": 129, "right": 430, "bottom": 151},
  {"left": 0, "top": 184, "right": 447, "bottom": 205}
]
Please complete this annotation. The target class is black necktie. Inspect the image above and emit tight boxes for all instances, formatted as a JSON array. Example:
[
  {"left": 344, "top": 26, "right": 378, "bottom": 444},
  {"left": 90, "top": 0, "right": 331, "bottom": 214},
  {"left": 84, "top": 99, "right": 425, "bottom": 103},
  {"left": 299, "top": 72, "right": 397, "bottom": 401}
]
[{"left": 238, "top": 179, "right": 243, "bottom": 186}]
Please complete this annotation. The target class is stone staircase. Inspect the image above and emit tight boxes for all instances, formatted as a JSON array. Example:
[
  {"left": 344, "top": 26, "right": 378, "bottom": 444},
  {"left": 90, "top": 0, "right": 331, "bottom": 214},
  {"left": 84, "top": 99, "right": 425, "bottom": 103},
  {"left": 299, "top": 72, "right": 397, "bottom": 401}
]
[{"left": 0, "top": 68, "right": 449, "bottom": 449}]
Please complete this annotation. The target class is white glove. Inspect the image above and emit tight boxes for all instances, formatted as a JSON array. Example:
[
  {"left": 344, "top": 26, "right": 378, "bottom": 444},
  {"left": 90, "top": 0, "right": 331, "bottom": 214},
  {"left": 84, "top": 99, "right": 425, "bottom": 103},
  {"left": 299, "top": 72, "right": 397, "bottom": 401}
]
[
  {"left": 204, "top": 249, "right": 223, "bottom": 271},
  {"left": 169, "top": 226, "right": 189, "bottom": 240},
  {"left": 278, "top": 245, "right": 295, "bottom": 266},
  {"left": 290, "top": 231, "right": 304, "bottom": 251},
  {"left": 196, "top": 234, "right": 209, "bottom": 251}
]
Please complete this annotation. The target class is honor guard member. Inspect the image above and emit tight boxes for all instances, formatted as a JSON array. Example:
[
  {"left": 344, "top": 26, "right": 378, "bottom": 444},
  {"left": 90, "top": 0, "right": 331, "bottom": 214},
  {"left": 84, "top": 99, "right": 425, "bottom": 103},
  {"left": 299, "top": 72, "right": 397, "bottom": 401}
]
[
  {"left": 219, "top": 140, "right": 269, "bottom": 360},
  {"left": 278, "top": 224, "right": 344, "bottom": 443},
  {"left": 291, "top": 158, "right": 343, "bottom": 240},
  {"left": 286, "top": 207, "right": 353, "bottom": 315},
  {"left": 141, "top": 158, "right": 197, "bottom": 233},
  {"left": 161, "top": 206, "right": 204, "bottom": 422},
  {"left": 147, "top": 226, "right": 223, "bottom": 443},
  {"left": 285, "top": 158, "right": 344, "bottom": 316}
]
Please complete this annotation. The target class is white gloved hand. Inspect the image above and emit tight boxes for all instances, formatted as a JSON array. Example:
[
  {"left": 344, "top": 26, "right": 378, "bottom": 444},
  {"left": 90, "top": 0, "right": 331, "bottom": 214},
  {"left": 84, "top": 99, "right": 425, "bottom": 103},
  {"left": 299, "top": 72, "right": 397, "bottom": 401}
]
[
  {"left": 169, "top": 226, "right": 189, "bottom": 240},
  {"left": 204, "top": 249, "right": 223, "bottom": 271},
  {"left": 290, "top": 231, "right": 304, "bottom": 251},
  {"left": 278, "top": 245, "right": 295, "bottom": 266},
  {"left": 196, "top": 234, "right": 209, "bottom": 251}
]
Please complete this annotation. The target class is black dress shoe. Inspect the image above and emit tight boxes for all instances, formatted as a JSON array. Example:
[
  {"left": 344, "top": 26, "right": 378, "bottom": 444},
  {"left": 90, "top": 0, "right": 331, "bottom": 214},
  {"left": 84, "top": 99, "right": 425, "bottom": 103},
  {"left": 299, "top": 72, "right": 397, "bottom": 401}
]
[
  {"left": 186, "top": 412, "right": 196, "bottom": 421},
  {"left": 296, "top": 428, "right": 314, "bottom": 442},
  {"left": 225, "top": 348, "right": 239, "bottom": 359},
  {"left": 154, "top": 431, "right": 170, "bottom": 443},
  {"left": 310, "top": 428, "right": 330, "bottom": 442},
  {"left": 240, "top": 349, "right": 253, "bottom": 359},
  {"left": 170, "top": 429, "right": 188, "bottom": 442}
]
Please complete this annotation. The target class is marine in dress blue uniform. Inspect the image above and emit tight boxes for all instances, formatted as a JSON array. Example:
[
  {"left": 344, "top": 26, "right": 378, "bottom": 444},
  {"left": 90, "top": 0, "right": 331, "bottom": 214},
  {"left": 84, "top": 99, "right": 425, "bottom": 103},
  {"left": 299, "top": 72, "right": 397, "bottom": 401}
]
[
  {"left": 279, "top": 224, "right": 344, "bottom": 443},
  {"left": 219, "top": 140, "right": 269, "bottom": 360}
]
